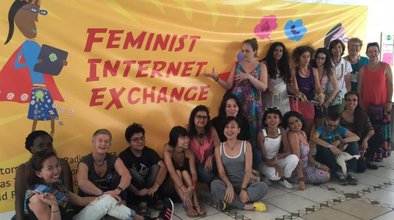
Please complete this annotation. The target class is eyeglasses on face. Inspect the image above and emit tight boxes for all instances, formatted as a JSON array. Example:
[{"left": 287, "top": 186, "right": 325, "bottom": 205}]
[
  {"left": 195, "top": 115, "right": 208, "bottom": 120},
  {"left": 265, "top": 106, "right": 279, "bottom": 111},
  {"left": 131, "top": 136, "right": 145, "bottom": 142},
  {"left": 22, "top": 7, "right": 48, "bottom": 15}
]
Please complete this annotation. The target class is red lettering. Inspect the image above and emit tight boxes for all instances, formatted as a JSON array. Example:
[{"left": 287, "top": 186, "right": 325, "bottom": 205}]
[
  {"left": 84, "top": 28, "right": 107, "bottom": 52},
  {"left": 90, "top": 88, "right": 106, "bottom": 106},
  {"left": 168, "top": 34, "right": 177, "bottom": 52},
  {"left": 103, "top": 60, "right": 121, "bottom": 77},
  {"left": 123, "top": 31, "right": 146, "bottom": 49},
  {"left": 107, "top": 30, "right": 124, "bottom": 49},
  {"left": 170, "top": 87, "right": 185, "bottom": 102},
  {"left": 122, "top": 60, "right": 137, "bottom": 77},
  {"left": 151, "top": 61, "right": 166, "bottom": 78},
  {"left": 143, "top": 87, "right": 156, "bottom": 104},
  {"left": 105, "top": 87, "right": 126, "bottom": 110},
  {"left": 184, "top": 86, "right": 197, "bottom": 101},
  {"left": 157, "top": 87, "right": 168, "bottom": 103},
  {"left": 144, "top": 33, "right": 155, "bottom": 50},
  {"left": 127, "top": 87, "right": 141, "bottom": 104},
  {"left": 197, "top": 84, "right": 209, "bottom": 100},
  {"left": 152, "top": 34, "right": 170, "bottom": 51},
  {"left": 86, "top": 59, "right": 102, "bottom": 82},
  {"left": 194, "top": 62, "right": 208, "bottom": 77},
  {"left": 136, "top": 61, "right": 151, "bottom": 78},
  {"left": 181, "top": 61, "right": 195, "bottom": 77},
  {"left": 174, "top": 35, "right": 188, "bottom": 52},
  {"left": 166, "top": 62, "right": 182, "bottom": 77},
  {"left": 188, "top": 36, "right": 201, "bottom": 52}
]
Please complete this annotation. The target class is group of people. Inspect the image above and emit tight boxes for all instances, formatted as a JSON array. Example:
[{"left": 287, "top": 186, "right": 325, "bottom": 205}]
[{"left": 13, "top": 37, "right": 393, "bottom": 220}]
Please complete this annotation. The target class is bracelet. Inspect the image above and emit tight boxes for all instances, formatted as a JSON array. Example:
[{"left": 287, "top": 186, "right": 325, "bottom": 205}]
[
  {"left": 51, "top": 209, "right": 60, "bottom": 213},
  {"left": 116, "top": 186, "right": 123, "bottom": 192},
  {"left": 214, "top": 76, "right": 219, "bottom": 81},
  {"left": 241, "top": 187, "right": 247, "bottom": 191},
  {"left": 316, "top": 162, "right": 321, "bottom": 169}
]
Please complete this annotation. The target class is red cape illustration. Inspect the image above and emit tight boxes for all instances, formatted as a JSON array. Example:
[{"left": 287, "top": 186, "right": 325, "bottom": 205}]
[{"left": 0, "top": 45, "right": 64, "bottom": 103}]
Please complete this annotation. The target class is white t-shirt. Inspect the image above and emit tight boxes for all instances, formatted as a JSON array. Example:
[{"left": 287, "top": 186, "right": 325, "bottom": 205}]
[{"left": 333, "top": 58, "right": 352, "bottom": 98}]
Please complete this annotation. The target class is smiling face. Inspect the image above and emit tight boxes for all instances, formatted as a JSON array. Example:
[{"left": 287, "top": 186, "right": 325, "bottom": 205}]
[
  {"left": 366, "top": 46, "right": 380, "bottom": 62},
  {"left": 36, "top": 155, "right": 62, "bottom": 185},
  {"left": 241, "top": 43, "right": 256, "bottom": 61},
  {"left": 265, "top": 113, "right": 281, "bottom": 128},
  {"left": 225, "top": 98, "right": 239, "bottom": 117},
  {"left": 194, "top": 110, "right": 208, "bottom": 128},
  {"left": 348, "top": 42, "right": 361, "bottom": 56},
  {"left": 331, "top": 43, "right": 343, "bottom": 58},
  {"left": 345, "top": 93, "right": 358, "bottom": 111},
  {"left": 92, "top": 134, "right": 111, "bottom": 154},
  {"left": 224, "top": 119, "right": 240, "bottom": 140},
  {"left": 273, "top": 45, "right": 283, "bottom": 61},
  {"left": 287, "top": 116, "right": 303, "bottom": 132},
  {"left": 176, "top": 136, "right": 190, "bottom": 149},
  {"left": 129, "top": 132, "right": 145, "bottom": 151},
  {"left": 14, "top": 3, "right": 41, "bottom": 39}
]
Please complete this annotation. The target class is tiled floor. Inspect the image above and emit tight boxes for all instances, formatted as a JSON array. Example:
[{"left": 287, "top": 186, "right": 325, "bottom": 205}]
[{"left": 173, "top": 156, "right": 394, "bottom": 220}]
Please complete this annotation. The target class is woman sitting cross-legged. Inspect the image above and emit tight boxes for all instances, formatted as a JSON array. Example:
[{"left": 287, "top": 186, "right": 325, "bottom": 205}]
[
  {"left": 256, "top": 107, "right": 299, "bottom": 190},
  {"left": 24, "top": 150, "right": 174, "bottom": 220},
  {"left": 211, "top": 116, "right": 268, "bottom": 212},
  {"left": 283, "top": 111, "right": 330, "bottom": 190}
]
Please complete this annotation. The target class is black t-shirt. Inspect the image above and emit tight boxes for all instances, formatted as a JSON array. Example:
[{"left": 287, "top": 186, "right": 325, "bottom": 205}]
[
  {"left": 77, "top": 153, "right": 120, "bottom": 196},
  {"left": 211, "top": 116, "right": 251, "bottom": 142},
  {"left": 119, "top": 147, "right": 161, "bottom": 179}
]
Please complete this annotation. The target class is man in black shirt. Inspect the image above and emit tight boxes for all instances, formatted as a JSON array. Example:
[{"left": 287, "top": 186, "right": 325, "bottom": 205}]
[{"left": 119, "top": 123, "right": 169, "bottom": 217}]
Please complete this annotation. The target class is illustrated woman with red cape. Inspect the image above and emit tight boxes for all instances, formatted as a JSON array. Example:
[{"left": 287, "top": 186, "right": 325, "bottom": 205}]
[{"left": 0, "top": 0, "right": 64, "bottom": 136}]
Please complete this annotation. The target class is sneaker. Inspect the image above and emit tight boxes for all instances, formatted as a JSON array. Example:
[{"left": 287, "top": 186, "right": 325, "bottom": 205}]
[
  {"left": 158, "top": 198, "right": 174, "bottom": 220},
  {"left": 336, "top": 171, "right": 348, "bottom": 185},
  {"left": 347, "top": 172, "right": 358, "bottom": 185},
  {"left": 279, "top": 179, "right": 294, "bottom": 189},
  {"left": 367, "top": 161, "right": 379, "bottom": 170}
]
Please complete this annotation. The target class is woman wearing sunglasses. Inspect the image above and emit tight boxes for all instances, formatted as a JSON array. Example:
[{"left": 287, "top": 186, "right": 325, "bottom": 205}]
[{"left": 257, "top": 107, "right": 299, "bottom": 189}]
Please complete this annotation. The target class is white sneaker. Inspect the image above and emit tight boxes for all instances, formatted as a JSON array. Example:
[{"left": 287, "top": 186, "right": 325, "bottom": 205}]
[{"left": 279, "top": 179, "right": 294, "bottom": 189}]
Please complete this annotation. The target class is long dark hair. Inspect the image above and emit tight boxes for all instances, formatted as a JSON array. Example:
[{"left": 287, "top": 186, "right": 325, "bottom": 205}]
[
  {"left": 217, "top": 91, "right": 244, "bottom": 119},
  {"left": 188, "top": 105, "right": 211, "bottom": 138},
  {"left": 26, "top": 150, "right": 58, "bottom": 187},
  {"left": 5, "top": 0, "right": 31, "bottom": 44},
  {"left": 261, "top": 42, "right": 291, "bottom": 83},
  {"left": 262, "top": 107, "right": 282, "bottom": 127},
  {"left": 282, "top": 111, "right": 305, "bottom": 131},
  {"left": 344, "top": 91, "right": 366, "bottom": 136},
  {"left": 312, "top": 47, "right": 335, "bottom": 77}
]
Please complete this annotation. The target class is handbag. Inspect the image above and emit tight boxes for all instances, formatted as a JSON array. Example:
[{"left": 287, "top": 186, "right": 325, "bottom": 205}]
[{"left": 326, "top": 91, "right": 342, "bottom": 106}]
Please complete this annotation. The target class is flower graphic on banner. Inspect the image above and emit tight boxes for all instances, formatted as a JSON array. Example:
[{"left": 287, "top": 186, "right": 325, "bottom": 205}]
[
  {"left": 254, "top": 15, "right": 278, "bottom": 40},
  {"left": 285, "top": 19, "right": 307, "bottom": 41}
]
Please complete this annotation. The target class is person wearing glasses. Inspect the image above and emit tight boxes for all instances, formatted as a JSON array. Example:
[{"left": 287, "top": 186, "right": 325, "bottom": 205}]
[
  {"left": 119, "top": 123, "right": 171, "bottom": 217},
  {"left": 77, "top": 129, "right": 131, "bottom": 200},
  {"left": 257, "top": 107, "right": 299, "bottom": 190},
  {"left": 260, "top": 42, "right": 292, "bottom": 114},
  {"left": 1, "top": 0, "right": 65, "bottom": 136},
  {"left": 344, "top": 38, "right": 369, "bottom": 92},
  {"left": 163, "top": 126, "right": 206, "bottom": 217},
  {"left": 188, "top": 105, "right": 220, "bottom": 184},
  {"left": 312, "top": 112, "right": 360, "bottom": 185},
  {"left": 283, "top": 111, "right": 330, "bottom": 190}
]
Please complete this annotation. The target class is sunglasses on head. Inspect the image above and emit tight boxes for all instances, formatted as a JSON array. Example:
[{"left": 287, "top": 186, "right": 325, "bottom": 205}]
[{"left": 265, "top": 106, "right": 279, "bottom": 111}]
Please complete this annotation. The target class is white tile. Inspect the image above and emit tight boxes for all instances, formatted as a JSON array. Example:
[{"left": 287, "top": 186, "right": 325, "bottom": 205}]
[
  {"left": 357, "top": 172, "right": 390, "bottom": 186},
  {"left": 265, "top": 193, "right": 317, "bottom": 212},
  {"left": 362, "top": 189, "right": 394, "bottom": 207},
  {"left": 367, "top": 167, "right": 394, "bottom": 180},
  {"left": 238, "top": 203, "right": 289, "bottom": 220},
  {"left": 374, "top": 211, "right": 394, "bottom": 220},
  {"left": 264, "top": 186, "right": 288, "bottom": 199},
  {"left": 291, "top": 186, "right": 343, "bottom": 203}
]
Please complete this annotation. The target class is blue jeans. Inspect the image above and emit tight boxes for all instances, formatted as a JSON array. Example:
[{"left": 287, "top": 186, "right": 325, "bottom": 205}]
[{"left": 196, "top": 163, "right": 216, "bottom": 184}]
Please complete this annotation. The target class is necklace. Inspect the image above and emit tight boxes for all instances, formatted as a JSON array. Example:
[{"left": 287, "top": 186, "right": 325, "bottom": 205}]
[
  {"left": 227, "top": 140, "right": 237, "bottom": 150},
  {"left": 198, "top": 133, "right": 204, "bottom": 139},
  {"left": 93, "top": 156, "right": 106, "bottom": 167}
]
